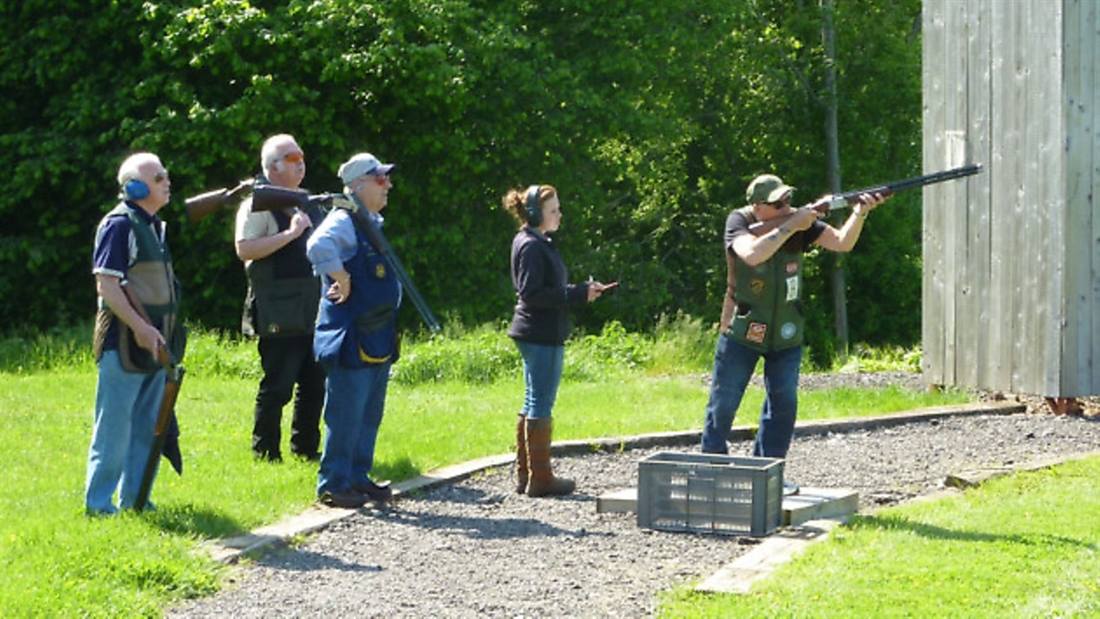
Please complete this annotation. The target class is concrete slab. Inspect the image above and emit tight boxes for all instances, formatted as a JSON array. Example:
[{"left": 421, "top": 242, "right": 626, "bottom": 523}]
[
  {"left": 783, "top": 487, "right": 858, "bottom": 526},
  {"left": 695, "top": 518, "right": 845, "bottom": 594},
  {"left": 596, "top": 488, "right": 637, "bottom": 514}
]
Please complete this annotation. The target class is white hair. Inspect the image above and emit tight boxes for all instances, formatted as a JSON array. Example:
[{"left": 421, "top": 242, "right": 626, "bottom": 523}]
[
  {"left": 116, "top": 152, "right": 161, "bottom": 186},
  {"left": 260, "top": 134, "right": 298, "bottom": 171}
]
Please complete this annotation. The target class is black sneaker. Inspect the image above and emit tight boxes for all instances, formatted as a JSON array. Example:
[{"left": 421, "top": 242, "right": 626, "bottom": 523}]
[
  {"left": 318, "top": 491, "right": 368, "bottom": 509},
  {"left": 353, "top": 479, "right": 393, "bottom": 503}
]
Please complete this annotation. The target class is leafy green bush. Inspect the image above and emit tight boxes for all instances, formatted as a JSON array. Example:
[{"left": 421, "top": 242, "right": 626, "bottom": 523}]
[{"left": 1, "top": 0, "right": 925, "bottom": 371}]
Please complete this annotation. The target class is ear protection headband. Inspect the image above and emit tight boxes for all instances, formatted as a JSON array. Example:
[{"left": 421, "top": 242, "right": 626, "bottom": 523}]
[
  {"left": 524, "top": 185, "right": 542, "bottom": 227},
  {"left": 123, "top": 179, "right": 149, "bottom": 201}
]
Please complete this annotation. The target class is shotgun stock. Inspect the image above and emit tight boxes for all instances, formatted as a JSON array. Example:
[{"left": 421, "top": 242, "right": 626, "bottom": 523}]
[
  {"left": 184, "top": 179, "right": 255, "bottom": 223},
  {"left": 250, "top": 183, "right": 336, "bottom": 212},
  {"left": 117, "top": 283, "right": 186, "bottom": 513},
  {"left": 133, "top": 345, "right": 184, "bottom": 513},
  {"left": 748, "top": 164, "right": 983, "bottom": 237}
]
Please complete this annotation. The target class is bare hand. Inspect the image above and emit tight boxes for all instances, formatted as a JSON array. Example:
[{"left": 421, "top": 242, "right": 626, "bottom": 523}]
[
  {"left": 853, "top": 191, "right": 888, "bottom": 216},
  {"left": 288, "top": 211, "right": 313, "bottom": 238},
  {"left": 327, "top": 272, "right": 351, "bottom": 304},
  {"left": 134, "top": 322, "right": 166, "bottom": 356},
  {"left": 788, "top": 206, "right": 821, "bottom": 231}
]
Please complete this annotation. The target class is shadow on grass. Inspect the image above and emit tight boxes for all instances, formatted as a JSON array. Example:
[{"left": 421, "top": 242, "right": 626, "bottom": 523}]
[
  {"left": 852, "top": 512, "right": 1099, "bottom": 551},
  {"left": 374, "top": 455, "right": 421, "bottom": 484},
  {"left": 146, "top": 502, "right": 251, "bottom": 539}
]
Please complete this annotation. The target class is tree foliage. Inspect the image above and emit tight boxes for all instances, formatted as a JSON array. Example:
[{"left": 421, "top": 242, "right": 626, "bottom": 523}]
[{"left": 0, "top": 0, "right": 923, "bottom": 361}]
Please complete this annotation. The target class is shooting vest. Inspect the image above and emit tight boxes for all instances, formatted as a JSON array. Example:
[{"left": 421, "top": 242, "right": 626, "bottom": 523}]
[
  {"left": 722, "top": 206, "right": 806, "bottom": 352},
  {"left": 242, "top": 207, "right": 322, "bottom": 338},
  {"left": 93, "top": 203, "right": 185, "bottom": 372},
  {"left": 312, "top": 201, "right": 401, "bottom": 368}
]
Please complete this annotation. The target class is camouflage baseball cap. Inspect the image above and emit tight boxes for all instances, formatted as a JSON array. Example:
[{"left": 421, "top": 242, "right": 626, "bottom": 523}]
[{"left": 746, "top": 174, "right": 794, "bottom": 204}]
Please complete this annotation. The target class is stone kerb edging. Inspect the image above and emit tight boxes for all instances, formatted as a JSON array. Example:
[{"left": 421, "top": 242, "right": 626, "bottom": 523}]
[{"left": 202, "top": 400, "right": 1026, "bottom": 564}]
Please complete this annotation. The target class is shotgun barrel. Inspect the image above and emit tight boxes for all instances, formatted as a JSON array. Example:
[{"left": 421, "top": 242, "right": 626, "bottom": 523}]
[{"left": 749, "top": 164, "right": 983, "bottom": 237}]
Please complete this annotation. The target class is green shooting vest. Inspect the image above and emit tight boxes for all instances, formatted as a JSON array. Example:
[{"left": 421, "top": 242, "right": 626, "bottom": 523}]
[
  {"left": 93, "top": 203, "right": 185, "bottom": 372},
  {"left": 722, "top": 206, "right": 806, "bottom": 352}
]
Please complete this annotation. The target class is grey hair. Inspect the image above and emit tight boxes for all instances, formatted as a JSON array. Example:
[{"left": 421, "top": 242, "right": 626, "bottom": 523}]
[
  {"left": 116, "top": 152, "right": 161, "bottom": 186},
  {"left": 260, "top": 134, "right": 298, "bottom": 171}
]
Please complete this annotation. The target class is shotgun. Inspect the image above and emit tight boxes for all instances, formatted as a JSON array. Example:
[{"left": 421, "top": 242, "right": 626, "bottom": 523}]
[
  {"left": 184, "top": 179, "right": 255, "bottom": 223},
  {"left": 133, "top": 344, "right": 185, "bottom": 513},
  {"left": 749, "top": 164, "right": 983, "bottom": 237},
  {"left": 117, "top": 283, "right": 186, "bottom": 513},
  {"left": 252, "top": 185, "right": 442, "bottom": 333}
]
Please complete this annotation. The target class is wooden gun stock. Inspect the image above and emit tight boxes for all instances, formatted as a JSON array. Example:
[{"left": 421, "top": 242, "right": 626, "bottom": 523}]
[
  {"left": 748, "top": 164, "right": 983, "bottom": 237},
  {"left": 133, "top": 345, "right": 184, "bottom": 513},
  {"left": 184, "top": 179, "right": 254, "bottom": 223},
  {"left": 119, "top": 283, "right": 187, "bottom": 513}
]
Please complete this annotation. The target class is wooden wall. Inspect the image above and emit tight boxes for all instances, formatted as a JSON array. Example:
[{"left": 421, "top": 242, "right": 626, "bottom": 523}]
[{"left": 922, "top": 0, "right": 1099, "bottom": 397}]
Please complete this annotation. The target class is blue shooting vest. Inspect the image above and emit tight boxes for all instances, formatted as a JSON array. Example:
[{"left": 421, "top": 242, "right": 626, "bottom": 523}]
[{"left": 312, "top": 215, "right": 400, "bottom": 368}]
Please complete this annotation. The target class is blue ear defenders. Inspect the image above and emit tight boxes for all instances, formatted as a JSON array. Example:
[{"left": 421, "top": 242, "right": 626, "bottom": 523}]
[
  {"left": 524, "top": 185, "right": 542, "bottom": 227},
  {"left": 123, "top": 179, "right": 150, "bottom": 201}
]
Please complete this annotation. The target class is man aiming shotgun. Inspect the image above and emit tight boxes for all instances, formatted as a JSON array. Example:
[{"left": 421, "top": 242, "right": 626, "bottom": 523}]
[
  {"left": 748, "top": 164, "right": 982, "bottom": 237},
  {"left": 700, "top": 163, "right": 982, "bottom": 496}
]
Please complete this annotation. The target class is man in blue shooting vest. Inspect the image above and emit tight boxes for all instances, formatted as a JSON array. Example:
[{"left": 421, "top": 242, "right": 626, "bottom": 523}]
[
  {"left": 306, "top": 152, "right": 399, "bottom": 509},
  {"left": 700, "top": 173, "right": 888, "bottom": 494}
]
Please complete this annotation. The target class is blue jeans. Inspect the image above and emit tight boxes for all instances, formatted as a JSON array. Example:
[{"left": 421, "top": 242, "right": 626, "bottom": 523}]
[
  {"left": 85, "top": 350, "right": 165, "bottom": 515},
  {"left": 700, "top": 334, "right": 802, "bottom": 458},
  {"left": 317, "top": 361, "right": 390, "bottom": 496},
  {"left": 514, "top": 341, "right": 564, "bottom": 420}
]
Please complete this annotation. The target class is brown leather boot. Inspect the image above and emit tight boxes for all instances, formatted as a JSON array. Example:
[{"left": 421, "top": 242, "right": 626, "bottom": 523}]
[
  {"left": 524, "top": 417, "right": 575, "bottom": 497},
  {"left": 514, "top": 414, "right": 529, "bottom": 493}
]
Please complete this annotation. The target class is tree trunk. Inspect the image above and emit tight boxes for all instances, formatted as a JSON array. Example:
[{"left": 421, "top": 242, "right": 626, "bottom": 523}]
[{"left": 822, "top": 0, "right": 849, "bottom": 357}]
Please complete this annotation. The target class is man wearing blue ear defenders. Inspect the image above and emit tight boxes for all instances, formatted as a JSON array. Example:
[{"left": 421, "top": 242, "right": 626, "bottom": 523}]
[{"left": 86, "top": 152, "right": 183, "bottom": 515}]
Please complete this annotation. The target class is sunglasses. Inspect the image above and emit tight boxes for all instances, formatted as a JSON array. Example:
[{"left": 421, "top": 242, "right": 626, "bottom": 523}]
[
  {"left": 153, "top": 171, "right": 169, "bottom": 183},
  {"left": 282, "top": 152, "right": 305, "bottom": 164},
  {"left": 369, "top": 173, "right": 389, "bottom": 186}
]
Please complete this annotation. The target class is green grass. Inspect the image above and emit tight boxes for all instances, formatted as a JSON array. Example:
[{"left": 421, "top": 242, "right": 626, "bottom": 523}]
[
  {"left": 0, "top": 319, "right": 980, "bottom": 617},
  {"left": 658, "top": 456, "right": 1100, "bottom": 618}
]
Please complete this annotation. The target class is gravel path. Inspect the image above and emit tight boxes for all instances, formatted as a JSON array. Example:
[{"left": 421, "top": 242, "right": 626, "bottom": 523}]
[{"left": 169, "top": 375, "right": 1100, "bottom": 618}]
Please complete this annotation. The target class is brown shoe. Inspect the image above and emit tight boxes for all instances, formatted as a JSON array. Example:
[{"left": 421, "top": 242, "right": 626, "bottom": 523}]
[
  {"left": 352, "top": 479, "right": 393, "bottom": 503},
  {"left": 319, "top": 491, "right": 368, "bottom": 509},
  {"left": 514, "top": 414, "right": 529, "bottom": 493},
  {"left": 525, "top": 417, "right": 575, "bottom": 498}
]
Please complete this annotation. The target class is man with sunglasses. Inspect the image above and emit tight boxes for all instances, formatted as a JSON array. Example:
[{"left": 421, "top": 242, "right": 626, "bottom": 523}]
[
  {"left": 306, "top": 152, "right": 398, "bottom": 509},
  {"left": 234, "top": 134, "right": 326, "bottom": 463},
  {"left": 700, "top": 173, "right": 888, "bottom": 495},
  {"left": 86, "top": 152, "right": 184, "bottom": 515}
]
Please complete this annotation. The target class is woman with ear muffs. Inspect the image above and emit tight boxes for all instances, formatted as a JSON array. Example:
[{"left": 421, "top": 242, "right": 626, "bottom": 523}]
[{"left": 502, "top": 184, "right": 614, "bottom": 497}]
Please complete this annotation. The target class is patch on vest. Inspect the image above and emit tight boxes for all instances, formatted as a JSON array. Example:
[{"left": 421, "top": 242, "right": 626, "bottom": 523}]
[
  {"left": 750, "top": 279, "right": 765, "bottom": 295},
  {"left": 376, "top": 263, "right": 387, "bottom": 278},
  {"left": 785, "top": 276, "right": 799, "bottom": 302},
  {"left": 780, "top": 322, "right": 797, "bottom": 340},
  {"left": 746, "top": 322, "right": 767, "bottom": 344}
]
